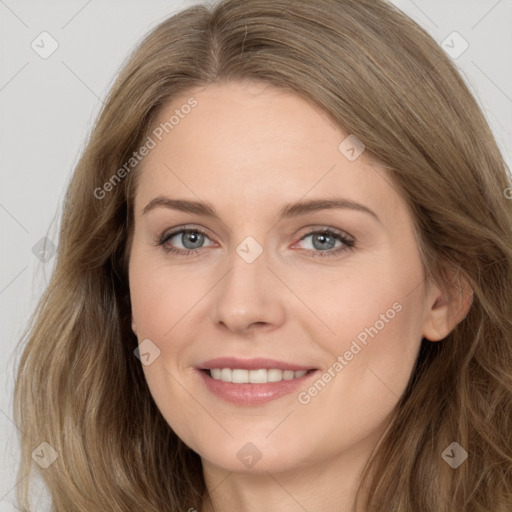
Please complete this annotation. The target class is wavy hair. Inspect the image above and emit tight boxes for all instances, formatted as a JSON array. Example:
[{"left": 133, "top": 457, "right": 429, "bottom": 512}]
[{"left": 13, "top": 0, "right": 512, "bottom": 510}]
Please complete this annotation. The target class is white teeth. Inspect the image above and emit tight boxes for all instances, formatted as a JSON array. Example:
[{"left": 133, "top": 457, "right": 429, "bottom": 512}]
[
  {"left": 267, "top": 369, "right": 283, "bottom": 382},
  {"left": 249, "top": 369, "right": 268, "bottom": 383},
  {"left": 232, "top": 369, "right": 249, "bottom": 383},
  {"left": 208, "top": 368, "right": 310, "bottom": 383},
  {"left": 220, "top": 368, "right": 232, "bottom": 381}
]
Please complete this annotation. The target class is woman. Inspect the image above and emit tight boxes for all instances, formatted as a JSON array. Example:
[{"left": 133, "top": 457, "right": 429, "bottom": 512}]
[{"left": 13, "top": 0, "right": 512, "bottom": 510}]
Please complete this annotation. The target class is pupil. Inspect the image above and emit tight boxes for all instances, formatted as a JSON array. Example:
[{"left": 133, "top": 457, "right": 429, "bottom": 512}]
[
  {"left": 185, "top": 231, "right": 202, "bottom": 249},
  {"left": 315, "top": 233, "right": 333, "bottom": 250}
]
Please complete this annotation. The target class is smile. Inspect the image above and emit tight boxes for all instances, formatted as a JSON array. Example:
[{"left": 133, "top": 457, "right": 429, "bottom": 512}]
[{"left": 196, "top": 357, "right": 319, "bottom": 406}]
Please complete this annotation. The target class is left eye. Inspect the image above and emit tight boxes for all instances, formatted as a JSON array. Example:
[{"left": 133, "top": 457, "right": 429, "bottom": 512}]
[
  {"left": 297, "top": 231, "right": 345, "bottom": 251},
  {"left": 293, "top": 229, "right": 355, "bottom": 258}
]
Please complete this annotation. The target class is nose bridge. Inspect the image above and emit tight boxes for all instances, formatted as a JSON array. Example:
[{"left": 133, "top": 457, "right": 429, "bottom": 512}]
[
  {"left": 211, "top": 232, "right": 285, "bottom": 331},
  {"left": 224, "top": 233, "right": 269, "bottom": 297}
]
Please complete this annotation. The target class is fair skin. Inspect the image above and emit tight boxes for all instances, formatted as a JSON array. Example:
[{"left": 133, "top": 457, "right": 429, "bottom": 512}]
[{"left": 128, "top": 80, "right": 471, "bottom": 512}]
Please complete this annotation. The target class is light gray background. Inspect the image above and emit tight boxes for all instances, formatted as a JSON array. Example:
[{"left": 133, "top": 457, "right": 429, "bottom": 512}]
[{"left": 1, "top": 0, "right": 511, "bottom": 509}]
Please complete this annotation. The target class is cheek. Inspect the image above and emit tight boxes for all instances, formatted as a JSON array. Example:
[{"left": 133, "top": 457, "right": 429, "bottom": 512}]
[
  {"left": 291, "top": 252, "right": 414, "bottom": 341},
  {"left": 307, "top": 251, "right": 426, "bottom": 406},
  {"left": 129, "top": 247, "right": 207, "bottom": 340},
  {"left": 294, "top": 300, "right": 424, "bottom": 455},
  {"left": 129, "top": 251, "right": 205, "bottom": 444}
]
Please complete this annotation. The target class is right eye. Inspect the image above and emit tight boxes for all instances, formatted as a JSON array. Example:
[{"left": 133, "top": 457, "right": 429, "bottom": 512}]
[{"left": 157, "top": 228, "right": 215, "bottom": 256}]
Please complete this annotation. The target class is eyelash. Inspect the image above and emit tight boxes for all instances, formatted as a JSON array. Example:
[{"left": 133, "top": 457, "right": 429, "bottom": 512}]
[{"left": 156, "top": 226, "right": 355, "bottom": 259}]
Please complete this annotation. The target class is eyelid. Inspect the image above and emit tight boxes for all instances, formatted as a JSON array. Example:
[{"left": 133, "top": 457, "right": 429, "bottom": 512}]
[
  {"left": 157, "top": 224, "right": 215, "bottom": 244},
  {"left": 295, "top": 224, "right": 354, "bottom": 242}
]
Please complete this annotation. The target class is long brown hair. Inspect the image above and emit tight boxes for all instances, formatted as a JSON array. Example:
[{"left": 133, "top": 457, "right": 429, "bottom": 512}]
[{"left": 13, "top": 0, "right": 512, "bottom": 510}]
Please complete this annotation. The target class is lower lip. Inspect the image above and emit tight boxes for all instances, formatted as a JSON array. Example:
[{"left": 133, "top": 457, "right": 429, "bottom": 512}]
[{"left": 196, "top": 369, "right": 318, "bottom": 406}]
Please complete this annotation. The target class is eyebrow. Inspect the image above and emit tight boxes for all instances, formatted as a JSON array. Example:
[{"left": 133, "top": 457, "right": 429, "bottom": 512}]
[{"left": 142, "top": 196, "right": 381, "bottom": 223}]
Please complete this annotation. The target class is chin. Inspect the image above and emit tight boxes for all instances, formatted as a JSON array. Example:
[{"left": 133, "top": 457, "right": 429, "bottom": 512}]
[{"left": 192, "top": 436, "right": 313, "bottom": 475}]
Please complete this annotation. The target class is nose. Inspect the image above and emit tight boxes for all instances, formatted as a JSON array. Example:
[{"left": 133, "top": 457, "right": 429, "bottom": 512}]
[{"left": 211, "top": 240, "right": 286, "bottom": 335}]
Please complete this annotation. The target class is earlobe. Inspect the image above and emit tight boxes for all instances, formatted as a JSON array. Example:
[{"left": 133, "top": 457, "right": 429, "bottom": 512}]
[
  {"left": 131, "top": 315, "right": 137, "bottom": 335},
  {"left": 422, "top": 270, "right": 474, "bottom": 342}
]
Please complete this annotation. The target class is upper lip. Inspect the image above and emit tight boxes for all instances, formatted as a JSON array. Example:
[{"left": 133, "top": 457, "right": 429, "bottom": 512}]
[{"left": 198, "top": 357, "right": 316, "bottom": 372}]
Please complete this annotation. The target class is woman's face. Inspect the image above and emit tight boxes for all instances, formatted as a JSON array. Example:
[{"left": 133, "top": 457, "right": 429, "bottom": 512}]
[{"left": 128, "top": 80, "right": 443, "bottom": 475}]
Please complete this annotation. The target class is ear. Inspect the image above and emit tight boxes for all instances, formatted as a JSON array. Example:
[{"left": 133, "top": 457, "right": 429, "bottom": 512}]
[
  {"left": 131, "top": 315, "right": 137, "bottom": 335},
  {"left": 422, "top": 266, "right": 474, "bottom": 342}
]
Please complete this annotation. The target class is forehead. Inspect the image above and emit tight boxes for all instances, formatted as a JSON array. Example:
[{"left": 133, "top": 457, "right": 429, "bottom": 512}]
[
  {"left": 151, "top": 80, "right": 345, "bottom": 160},
  {"left": 134, "top": 80, "right": 404, "bottom": 224}
]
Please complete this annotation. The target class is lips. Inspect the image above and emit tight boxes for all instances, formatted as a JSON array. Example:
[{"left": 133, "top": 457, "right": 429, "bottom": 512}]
[{"left": 196, "top": 357, "right": 318, "bottom": 405}]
